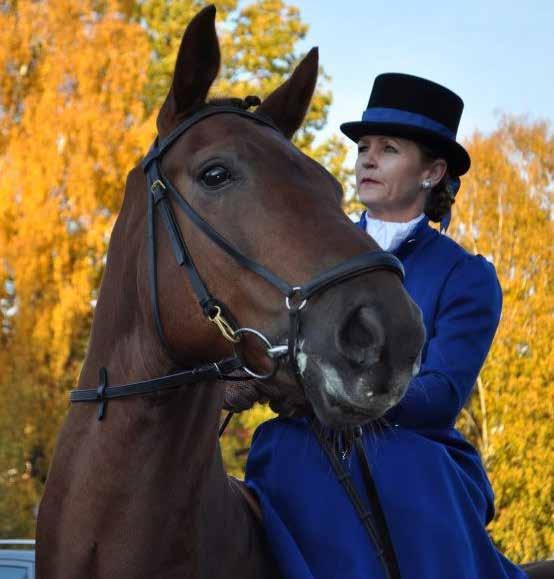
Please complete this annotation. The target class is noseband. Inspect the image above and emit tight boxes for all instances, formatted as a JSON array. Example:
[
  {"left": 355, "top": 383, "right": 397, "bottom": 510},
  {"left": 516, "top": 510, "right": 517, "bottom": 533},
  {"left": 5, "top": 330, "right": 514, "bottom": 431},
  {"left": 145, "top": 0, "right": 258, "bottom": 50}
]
[{"left": 71, "top": 105, "right": 404, "bottom": 404}]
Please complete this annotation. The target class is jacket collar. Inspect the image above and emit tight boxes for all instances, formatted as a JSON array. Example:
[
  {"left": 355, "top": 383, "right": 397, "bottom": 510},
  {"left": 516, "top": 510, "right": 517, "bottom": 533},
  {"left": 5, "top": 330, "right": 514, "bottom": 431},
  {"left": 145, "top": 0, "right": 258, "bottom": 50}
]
[{"left": 356, "top": 211, "right": 433, "bottom": 259}]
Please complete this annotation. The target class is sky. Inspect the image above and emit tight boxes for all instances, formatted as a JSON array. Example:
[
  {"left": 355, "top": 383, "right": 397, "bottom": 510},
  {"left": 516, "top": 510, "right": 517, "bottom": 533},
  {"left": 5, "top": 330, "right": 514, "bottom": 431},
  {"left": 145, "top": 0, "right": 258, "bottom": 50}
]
[{"left": 291, "top": 0, "right": 554, "bottom": 156}]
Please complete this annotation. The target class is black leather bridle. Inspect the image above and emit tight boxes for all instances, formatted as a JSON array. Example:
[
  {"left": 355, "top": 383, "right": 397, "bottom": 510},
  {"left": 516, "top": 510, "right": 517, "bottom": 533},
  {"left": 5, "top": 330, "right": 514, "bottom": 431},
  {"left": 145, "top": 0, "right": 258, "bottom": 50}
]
[
  {"left": 72, "top": 104, "right": 404, "bottom": 406},
  {"left": 70, "top": 104, "right": 403, "bottom": 578},
  {"left": 140, "top": 105, "right": 404, "bottom": 385}
]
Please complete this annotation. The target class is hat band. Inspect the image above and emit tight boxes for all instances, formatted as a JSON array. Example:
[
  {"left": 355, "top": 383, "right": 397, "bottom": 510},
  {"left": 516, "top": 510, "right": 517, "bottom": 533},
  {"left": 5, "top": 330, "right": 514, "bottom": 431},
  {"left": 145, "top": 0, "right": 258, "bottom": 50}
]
[{"left": 361, "top": 107, "right": 455, "bottom": 140}]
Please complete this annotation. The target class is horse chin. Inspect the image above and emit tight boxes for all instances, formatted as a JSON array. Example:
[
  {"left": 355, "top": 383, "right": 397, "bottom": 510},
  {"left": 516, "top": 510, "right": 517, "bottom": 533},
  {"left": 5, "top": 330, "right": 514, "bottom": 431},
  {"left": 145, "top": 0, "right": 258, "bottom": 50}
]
[
  {"left": 299, "top": 355, "right": 408, "bottom": 430},
  {"left": 306, "top": 386, "right": 398, "bottom": 430}
]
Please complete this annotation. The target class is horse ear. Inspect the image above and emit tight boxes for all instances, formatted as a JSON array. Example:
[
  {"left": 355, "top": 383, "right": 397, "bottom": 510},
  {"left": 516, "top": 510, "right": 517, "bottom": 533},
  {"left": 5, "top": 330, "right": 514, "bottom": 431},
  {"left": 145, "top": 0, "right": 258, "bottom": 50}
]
[
  {"left": 157, "top": 5, "right": 221, "bottom": 134},
  {"left": 257, "top": 47, "right": 319, "bottom": 139}
]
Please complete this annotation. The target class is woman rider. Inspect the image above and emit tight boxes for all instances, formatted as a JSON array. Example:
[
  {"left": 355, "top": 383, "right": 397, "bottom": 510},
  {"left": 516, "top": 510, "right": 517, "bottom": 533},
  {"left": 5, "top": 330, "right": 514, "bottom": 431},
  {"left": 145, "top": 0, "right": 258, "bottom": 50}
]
[{"left": 244, "top": 73, "right": 527, "bottom": 578}]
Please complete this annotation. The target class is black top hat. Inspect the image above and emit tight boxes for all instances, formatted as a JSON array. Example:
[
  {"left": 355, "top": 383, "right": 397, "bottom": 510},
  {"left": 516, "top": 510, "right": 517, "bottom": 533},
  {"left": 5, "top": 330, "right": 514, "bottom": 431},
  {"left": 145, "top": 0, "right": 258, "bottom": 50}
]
[{"left": 340, "top": 73, "right": 470, "bottom": 176}]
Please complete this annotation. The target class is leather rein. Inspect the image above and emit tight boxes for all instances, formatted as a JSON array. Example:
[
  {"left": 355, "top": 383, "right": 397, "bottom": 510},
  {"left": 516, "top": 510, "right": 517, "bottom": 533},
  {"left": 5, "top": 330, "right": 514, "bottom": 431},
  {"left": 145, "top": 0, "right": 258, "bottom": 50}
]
[{"left": 69, "top": 104, "right": 403, "bottom": 578}]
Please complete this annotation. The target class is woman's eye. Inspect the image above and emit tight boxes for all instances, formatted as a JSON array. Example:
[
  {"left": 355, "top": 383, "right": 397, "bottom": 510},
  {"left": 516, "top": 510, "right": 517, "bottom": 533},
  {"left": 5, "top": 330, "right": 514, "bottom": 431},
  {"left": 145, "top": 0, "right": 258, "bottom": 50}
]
[
  {"left": 358, "top": 145, "right": 368, "bottom": 154},
  {"left": 200, "top": 165, "right": 232, "bottom": 188},
  {"left": 384, "top": 144, "right": 398, "bottom": 153}
]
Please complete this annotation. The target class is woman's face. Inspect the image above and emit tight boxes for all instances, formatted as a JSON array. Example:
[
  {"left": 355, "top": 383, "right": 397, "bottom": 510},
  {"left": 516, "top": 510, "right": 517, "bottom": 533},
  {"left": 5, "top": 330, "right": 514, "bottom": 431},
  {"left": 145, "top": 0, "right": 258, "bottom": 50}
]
[{"left": 355, "top": 134, "right": 442, "bottom": 222}]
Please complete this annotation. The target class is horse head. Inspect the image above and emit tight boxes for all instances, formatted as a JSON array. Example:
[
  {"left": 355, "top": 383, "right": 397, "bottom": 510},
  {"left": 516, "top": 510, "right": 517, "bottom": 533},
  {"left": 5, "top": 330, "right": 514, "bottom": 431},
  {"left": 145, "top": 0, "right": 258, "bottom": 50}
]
[{"left": 99, "top": 5, "right": 425, "bottom": 429}]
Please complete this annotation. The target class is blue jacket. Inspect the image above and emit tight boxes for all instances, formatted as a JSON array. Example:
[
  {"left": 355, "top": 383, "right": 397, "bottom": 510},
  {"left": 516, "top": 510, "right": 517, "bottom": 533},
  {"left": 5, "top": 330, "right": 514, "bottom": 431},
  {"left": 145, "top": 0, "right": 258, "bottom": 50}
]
[{"left": 245, "top": 217, "right": 526, "bottom": 578}]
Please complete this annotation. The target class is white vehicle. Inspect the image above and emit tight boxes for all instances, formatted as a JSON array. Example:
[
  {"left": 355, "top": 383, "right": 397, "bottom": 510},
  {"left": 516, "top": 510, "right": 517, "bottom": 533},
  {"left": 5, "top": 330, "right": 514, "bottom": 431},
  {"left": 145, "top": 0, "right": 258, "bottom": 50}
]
[{"left": 0, "top": 541, "right": 35, "bottom": 579}]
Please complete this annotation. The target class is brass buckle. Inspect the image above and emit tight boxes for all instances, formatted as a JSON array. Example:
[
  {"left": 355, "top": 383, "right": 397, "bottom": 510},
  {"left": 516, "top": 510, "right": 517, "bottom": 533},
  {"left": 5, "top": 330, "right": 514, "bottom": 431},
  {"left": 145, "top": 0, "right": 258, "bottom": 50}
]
[
  {"left": 151, "top": 179, "right": 167, "bottom": 203},
  {"left": 208, "top": 306, "right": 240, "bottom": 343}
]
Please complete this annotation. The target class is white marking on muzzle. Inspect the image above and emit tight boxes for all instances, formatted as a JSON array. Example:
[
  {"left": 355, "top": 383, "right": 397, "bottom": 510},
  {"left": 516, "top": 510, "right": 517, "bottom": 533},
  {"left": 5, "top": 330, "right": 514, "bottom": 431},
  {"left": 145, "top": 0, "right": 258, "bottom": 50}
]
[
  {"left": 317, "top": 361, "right": 347, "bottom": 399},
  {"left": 296, "top": 340, "right": 308, "bottom": 377},
  {"left": 297, "top": 352, "right": 308, "bottom": 377}
]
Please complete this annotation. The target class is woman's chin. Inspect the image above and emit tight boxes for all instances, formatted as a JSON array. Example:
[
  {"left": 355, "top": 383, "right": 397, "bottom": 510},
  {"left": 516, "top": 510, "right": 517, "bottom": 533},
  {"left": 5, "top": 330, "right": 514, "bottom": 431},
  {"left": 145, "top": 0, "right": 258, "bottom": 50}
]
[{"left": 358, "top": 188, "right": 386, "bottom": 208}]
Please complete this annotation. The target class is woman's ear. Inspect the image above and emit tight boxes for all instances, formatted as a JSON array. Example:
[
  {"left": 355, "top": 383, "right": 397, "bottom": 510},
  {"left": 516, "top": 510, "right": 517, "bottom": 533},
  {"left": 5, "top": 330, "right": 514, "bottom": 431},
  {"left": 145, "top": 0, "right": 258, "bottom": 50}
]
[{"left": 425, "top": 158, "right": 448, "bottom": 187}]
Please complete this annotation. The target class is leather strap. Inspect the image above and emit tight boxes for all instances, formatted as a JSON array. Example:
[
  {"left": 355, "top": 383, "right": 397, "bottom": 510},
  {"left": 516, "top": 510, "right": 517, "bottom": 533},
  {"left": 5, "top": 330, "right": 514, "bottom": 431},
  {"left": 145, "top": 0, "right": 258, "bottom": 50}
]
[
  {"left": 229, "top": 476, "right": 263, "bottom": 523},
  {"left": 310, "top": 419, "right": 401, "bottom": 579},
  {"left": 70, "top": 358, "right": 243, "bottom": 403},
  {"left": 300, "top": 251, "right": 404, "bottom": 300},
  {"left": 354, "top": 436, "right": 402, "bottom": 578},
  {"left": 142, "top": 106, "right": 281, "bottom": 172}
]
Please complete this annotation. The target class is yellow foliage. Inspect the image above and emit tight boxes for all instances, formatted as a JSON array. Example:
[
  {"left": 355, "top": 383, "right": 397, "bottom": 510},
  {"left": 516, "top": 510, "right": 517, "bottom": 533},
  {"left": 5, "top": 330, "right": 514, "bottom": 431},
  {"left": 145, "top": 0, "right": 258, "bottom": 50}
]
[
  {"left": 452, "top": 118, "right": 553, "bottom": 562},
  {"left": 0, "top": 0, "right": 346, "bottom": 536},
  {"left": 0, "top": 0, "right": 151, "bottom": 533}
]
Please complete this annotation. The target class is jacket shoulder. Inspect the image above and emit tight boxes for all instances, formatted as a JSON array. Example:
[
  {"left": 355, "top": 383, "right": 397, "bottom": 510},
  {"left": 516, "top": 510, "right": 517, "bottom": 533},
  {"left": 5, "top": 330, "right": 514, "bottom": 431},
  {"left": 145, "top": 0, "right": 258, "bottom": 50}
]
[{"left": 426, "top": 230, "right": 498, "bottom": 278}]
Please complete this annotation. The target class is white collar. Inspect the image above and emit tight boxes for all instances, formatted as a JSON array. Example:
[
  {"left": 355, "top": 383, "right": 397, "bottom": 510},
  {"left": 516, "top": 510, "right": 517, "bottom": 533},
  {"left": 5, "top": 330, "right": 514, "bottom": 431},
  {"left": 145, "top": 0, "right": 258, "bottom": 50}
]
[{"left": 364, "top": 213, "right": 425, "bottom": 252}]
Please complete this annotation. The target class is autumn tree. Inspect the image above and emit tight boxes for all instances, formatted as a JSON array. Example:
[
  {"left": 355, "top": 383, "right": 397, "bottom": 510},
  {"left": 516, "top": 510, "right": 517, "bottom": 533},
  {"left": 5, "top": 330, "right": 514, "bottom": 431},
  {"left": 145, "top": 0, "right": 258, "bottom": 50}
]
[
  {"left": 0, "top": 0, "right": 151, "bottom": 536},
  {"left": 454, "top": 117, "right": 553, "bottom": 562},
  {"left": 0, "top": 0, "right": 347, "bottom": 535}
]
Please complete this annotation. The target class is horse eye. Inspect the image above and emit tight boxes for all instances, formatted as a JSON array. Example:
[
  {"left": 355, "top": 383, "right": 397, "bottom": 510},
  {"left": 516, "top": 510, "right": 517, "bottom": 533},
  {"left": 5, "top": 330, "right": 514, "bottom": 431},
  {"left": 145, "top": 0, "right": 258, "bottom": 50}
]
[{"left": 200, "top": 165, "right": 232, "bottom": 188}]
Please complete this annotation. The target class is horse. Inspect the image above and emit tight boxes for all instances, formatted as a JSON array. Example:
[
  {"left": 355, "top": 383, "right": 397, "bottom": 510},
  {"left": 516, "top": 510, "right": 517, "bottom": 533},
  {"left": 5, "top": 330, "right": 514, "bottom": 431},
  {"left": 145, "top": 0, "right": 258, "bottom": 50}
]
[{"left": 35, "top": 5, "right": 426, "bottom": 578}]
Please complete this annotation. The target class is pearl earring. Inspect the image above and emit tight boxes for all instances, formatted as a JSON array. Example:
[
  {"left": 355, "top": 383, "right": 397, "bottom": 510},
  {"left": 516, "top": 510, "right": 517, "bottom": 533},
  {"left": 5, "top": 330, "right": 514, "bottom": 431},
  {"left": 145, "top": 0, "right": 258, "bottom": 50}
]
[{"left": 421, "top": 179, "right": 432, "bottom": 190}]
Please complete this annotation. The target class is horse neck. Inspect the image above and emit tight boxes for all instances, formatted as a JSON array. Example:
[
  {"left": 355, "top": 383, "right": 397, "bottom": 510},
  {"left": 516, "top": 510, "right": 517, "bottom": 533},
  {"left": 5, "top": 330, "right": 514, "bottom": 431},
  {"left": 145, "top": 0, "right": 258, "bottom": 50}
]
[
  {"left": 57, "top": 172, "right": 239, "bottom": 574},
  {"left": 78, "top": 167, "right": 224, "bottom": 462},
  {"left": 80, "top": 167, "right": 168, "bottom": 389}
]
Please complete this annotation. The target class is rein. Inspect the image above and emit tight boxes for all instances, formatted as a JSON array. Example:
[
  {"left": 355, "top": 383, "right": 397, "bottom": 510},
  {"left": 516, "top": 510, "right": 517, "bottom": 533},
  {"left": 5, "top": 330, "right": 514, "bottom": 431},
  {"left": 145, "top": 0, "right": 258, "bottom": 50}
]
[
  {"left": 311, "top": 420, "right": 401, "bottom": 579},
  {"left": 69, "top": 104, "right": 404, "bottom": 579}
]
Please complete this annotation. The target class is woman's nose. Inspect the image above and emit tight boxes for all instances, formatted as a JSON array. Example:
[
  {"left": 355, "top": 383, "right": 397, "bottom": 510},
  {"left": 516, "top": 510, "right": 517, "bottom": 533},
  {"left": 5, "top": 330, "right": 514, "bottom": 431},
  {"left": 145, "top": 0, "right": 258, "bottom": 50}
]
[{"left": 361, "top": 150, "right": 377, "bottom": 169}]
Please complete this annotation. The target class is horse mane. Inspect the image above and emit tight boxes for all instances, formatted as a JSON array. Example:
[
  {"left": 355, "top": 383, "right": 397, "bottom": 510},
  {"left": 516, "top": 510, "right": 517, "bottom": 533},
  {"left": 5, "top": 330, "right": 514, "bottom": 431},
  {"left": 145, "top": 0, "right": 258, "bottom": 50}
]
[{"left": 207, "top": 95, "right": 262, "bottom": 110}]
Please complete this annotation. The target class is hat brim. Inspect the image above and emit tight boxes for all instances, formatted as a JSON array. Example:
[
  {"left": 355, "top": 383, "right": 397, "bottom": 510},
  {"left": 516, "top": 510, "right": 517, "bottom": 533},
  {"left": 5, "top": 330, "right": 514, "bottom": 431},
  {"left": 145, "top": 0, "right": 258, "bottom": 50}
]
[{"left": 340, "top": 121, "right": 470, "bottom": 176}]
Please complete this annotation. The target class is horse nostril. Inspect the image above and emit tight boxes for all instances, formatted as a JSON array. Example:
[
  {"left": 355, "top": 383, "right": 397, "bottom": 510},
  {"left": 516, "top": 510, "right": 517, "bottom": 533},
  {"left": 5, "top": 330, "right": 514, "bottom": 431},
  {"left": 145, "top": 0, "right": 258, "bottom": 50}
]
[{"left": 336, "top": 306, "right": 385, "bottom": 367}]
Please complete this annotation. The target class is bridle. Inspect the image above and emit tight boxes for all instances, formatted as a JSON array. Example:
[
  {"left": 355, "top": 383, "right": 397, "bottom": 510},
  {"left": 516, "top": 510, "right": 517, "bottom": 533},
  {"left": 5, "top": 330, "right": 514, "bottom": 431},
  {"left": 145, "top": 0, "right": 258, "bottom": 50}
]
[
  {"left": 71, "top": 104, "right": 404, "bottom": 407},
  {"left": 69, "top": 104, "right": 403, "bottom": 578}
]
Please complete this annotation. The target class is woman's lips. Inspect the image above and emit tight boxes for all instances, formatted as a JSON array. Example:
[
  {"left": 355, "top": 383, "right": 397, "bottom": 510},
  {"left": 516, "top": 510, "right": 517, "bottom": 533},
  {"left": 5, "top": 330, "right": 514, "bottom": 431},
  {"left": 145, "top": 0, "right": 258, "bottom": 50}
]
[{"left": 360, "top": 177, "right": 381, "bottom": 185}]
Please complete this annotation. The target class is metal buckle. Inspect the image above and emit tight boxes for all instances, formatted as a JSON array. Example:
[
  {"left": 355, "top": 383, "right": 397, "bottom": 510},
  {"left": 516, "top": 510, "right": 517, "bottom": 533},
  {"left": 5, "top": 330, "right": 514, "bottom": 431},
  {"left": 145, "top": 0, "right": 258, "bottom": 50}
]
[
  {"left": 208, "top": 305, "right": 240, "bottom": 343},
  {"left": 151, "top": 179, "right": 167, "bottom": 204},
  {"left": 285, "top": 286, "right": 307, "bottom": 311}
]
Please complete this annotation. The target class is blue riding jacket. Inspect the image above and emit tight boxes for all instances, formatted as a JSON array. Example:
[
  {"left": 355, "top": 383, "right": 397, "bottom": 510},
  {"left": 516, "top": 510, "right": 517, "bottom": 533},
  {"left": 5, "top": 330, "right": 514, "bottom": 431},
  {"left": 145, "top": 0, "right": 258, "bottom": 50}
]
[{"left": 245, "top": 217, "right": 527, "bottom": 578}]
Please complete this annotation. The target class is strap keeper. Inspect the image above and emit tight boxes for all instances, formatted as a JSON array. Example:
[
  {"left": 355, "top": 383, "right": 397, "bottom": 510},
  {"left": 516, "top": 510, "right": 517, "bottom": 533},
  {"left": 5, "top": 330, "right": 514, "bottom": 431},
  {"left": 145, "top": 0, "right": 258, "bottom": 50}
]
[
  {"left": 141, "top": 140, "right": 160, "bottom": 170},
  {"left": 96, "top": 367, "right": 108, "bottom": 421},
  {"left": 201, "top": 297, "right": 218, "bottom": 318},
  {"left": 151, "top": 179, "right": 167, "bottom": 204}
]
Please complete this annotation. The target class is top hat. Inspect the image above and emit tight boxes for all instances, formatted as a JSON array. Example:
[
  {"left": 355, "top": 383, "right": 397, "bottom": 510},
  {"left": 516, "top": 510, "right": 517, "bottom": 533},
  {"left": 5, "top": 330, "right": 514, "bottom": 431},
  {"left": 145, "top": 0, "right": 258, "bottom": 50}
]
[{"left": 340, "top": 73, "right": 470, "bottom": 176}]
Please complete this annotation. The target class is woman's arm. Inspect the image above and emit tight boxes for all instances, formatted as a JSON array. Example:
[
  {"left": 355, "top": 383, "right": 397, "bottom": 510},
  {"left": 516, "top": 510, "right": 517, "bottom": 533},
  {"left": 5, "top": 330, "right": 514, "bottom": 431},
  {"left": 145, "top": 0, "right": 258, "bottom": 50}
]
[{"left": 386, "top": 254, "right": 502, "bottom": 429}]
